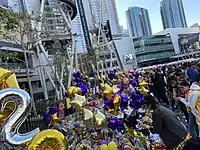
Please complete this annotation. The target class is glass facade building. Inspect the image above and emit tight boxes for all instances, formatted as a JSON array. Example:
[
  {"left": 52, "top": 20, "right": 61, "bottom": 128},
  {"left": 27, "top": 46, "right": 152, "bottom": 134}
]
[
  {"left": 133, "top": 35, "right": 175, "bottom": 67},
  {"left": 89, "top": 0, "right": 121, "bottom": 35},
  {"left": 126, "top": 7, "right": 152, "bottom": 38},
  {"left": 160, "top": 0, "right": 187, "bottom": 29},
  {"left": 0, "top": 0, "right": 8, "bottom": 7}
]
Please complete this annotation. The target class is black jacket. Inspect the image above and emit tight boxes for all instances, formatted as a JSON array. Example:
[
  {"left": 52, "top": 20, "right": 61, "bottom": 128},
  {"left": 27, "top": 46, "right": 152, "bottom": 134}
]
[{"left": 153, "top": 105, "right": 188, "bottom": 150}]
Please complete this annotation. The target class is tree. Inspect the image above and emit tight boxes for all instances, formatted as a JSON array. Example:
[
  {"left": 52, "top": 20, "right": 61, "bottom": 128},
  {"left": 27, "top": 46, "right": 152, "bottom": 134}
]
[{"left": 0, "top": 7, "right": 37, "bottom": 115}]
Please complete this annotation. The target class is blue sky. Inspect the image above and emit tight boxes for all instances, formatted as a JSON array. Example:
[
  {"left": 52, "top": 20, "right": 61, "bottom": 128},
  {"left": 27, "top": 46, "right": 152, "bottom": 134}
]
[{"left": 116, "top": 0, "right": 200, "bottom": 33}]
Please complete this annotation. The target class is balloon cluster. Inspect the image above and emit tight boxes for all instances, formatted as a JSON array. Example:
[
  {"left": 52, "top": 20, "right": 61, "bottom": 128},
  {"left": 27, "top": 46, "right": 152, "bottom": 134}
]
[
  {"left": 100, "top": 141, "right": 118, "bottom": 150},
  {"left": 102, "top": 84, "right": 121, "bottom": 115},
  {"left": 44, "top": 106, "right": 60, "bottom": 128},
  {"left": 70, "top": 94, "right": 106, "bottom": 128},
  {"left": 72, "top": 71, "right": 88, "bottom": 96},
  {"left": 107, "top": 117, "right": 124, "bottom": 131},
  {"left": 39, "top": 68, "right": 164, "bottom": 150}
]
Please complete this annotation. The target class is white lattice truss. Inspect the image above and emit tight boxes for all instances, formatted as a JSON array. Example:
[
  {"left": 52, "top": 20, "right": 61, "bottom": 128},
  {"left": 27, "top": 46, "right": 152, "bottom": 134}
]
[{"left": 32, "top": 0, "right": 77, "bottom": 101}]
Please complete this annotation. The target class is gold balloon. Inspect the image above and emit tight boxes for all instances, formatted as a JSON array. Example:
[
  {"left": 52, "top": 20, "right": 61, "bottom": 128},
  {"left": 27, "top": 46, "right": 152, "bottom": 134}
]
[
  {"left": 95, "top": 110, "right": 106, "bottom": 127},
  {"left": 27, "top": 129, "right": 68, "bottom": 150},
  {"left": 0, "top": 102, "right": 16, "bottom": 126},
  {"left": 100, "top": 83, "right": 105, "bottom": 90},
  {"left": 103, "top": 84, "right": 113, "bottom": 100},
  {"left": 67, "top": 86, "right": 82, "bottom": 98},
  {"left": 70, "top": 94, "right": 87, "bottom": 109},
  {"left": 113, "top": 94, "right": 120, "bottom": 104},
  {"left": 0, "top": 68, "right": 20, "bottom": 89},
  {"left": 108, "top": 141, "right": 118, "bottom": 150},
  {"left": 139, "top": 86, "right": 149, "bottom": 95},
  {"left": 100, "top": 144, "right": 108, "bottom": 150},
  {"left": 112, "top": 85, "right": 120, "bottom": 94},
  {"left": 50, "top": 113, "right": 60, "bottom": 127},
  {"left": 65, "top": 98, "right": 72, "bottom": 109},
  {"left": 67, "top": 86, "right": 76, "bottom": 97},
  {"left": 119, "top": 73, "right": 125, "bottom": 79},
  {"left": 99, "top": 77, "right": 105, "bottom": 84},
  {"left": 83, "top": 108, "right": 94, "bottom": 128},
  {"left": 113, "top": 94, "right": 121, "bottom": 115},
  {"left": 74, "top": 87, "right": 82, "bottom": 95},
  {"left": 139, "top": 81, "right": 148, "bottom": 86}
]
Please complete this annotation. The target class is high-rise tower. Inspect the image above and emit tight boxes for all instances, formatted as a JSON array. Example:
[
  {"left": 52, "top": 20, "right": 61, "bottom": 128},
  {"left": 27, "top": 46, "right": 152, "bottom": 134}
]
[
  {"left": 160, "top": 0, "right": 187, "bottom": 29},
  {"left": 126, "top": 7, "right": 152, "bottom": 37}
]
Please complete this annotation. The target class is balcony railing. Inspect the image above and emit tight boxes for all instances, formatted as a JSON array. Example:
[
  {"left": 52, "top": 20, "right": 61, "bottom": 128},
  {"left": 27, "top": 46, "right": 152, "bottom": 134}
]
[
  {"left": 0, "top": 63, "right": 30, "bottom": 73},
  {"left": 133, "top": 38, "right": 172, "bottom": 47},
  {"left": 135, "top": 44, "right": 174, "bottom": 55}
]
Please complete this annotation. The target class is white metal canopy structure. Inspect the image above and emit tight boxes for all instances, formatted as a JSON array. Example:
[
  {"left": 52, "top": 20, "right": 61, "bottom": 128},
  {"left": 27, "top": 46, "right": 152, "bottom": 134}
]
[{"left": 31, "top": 0, "right": 77, "bottom": 101}]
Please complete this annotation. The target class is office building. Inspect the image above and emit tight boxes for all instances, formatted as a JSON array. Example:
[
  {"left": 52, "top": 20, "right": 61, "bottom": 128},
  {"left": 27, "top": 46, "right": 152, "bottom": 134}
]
[
  {"left": 89, "top": 0, "right": 121, "bottom": 35},
  {"left": 114, "top": 37, "right": 136, "bottom": 69},
  {"left": 0, "top": 0, "right": 8, "bottom": 7},
  {"left": 133, "top": 35, "right": 175, "bottom": 67},
  {"left": 82, "top": 0, "right": 95, "bottom": 29},
  {"left": 155, "top": 28, "right": 199, "bottom": 54},
  {"left": 160, "top": 0, "right": 187, "bottom": 29},
  {"left": 179, "top": 33, "right": 200, "bottom": 57},
  {"left": 126, "top": 7, "right": 152, "bottom": 38},
  {"left": 133, "top": 28, "right": 200, "bottom": 67},
  {"left": 76, "top": 0, "right": 92, "bottom": 53},
  {"left": 72, "top": 13, "right": 87, "bottom": 53}
]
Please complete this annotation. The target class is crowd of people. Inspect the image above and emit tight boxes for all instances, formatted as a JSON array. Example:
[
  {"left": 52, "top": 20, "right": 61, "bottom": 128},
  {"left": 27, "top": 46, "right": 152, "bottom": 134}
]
[{"left": 138, "top": 61, "right": 200, "bottom": 149}]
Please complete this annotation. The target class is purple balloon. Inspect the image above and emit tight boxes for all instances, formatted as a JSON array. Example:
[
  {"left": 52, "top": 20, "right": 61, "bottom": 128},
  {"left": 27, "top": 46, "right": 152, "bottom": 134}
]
[
  {"left": 121, "top": 96, "right": 129, "bottom": 111},
  {"left": 123, "top": 148, "right": 133, "bottom": 150},
  {"left": 101, "top": 140, "right": 108, "bottom": 145},
  {"left": 129, "top": 79, "right": 137, "bottom": 87},
  {"left": 107, "top": 118, "right": 118, "bottom": 130},
  {"left": 44, "top": 112, "right": 51, "bottom": 122},
  {"left": 131, "top": 93, "right": 144, "bottom": 102},
  {"left": 78, "top": 84, "right": 88, "bottom": 95},
  {"left": 73, "top": 71, "right": 81, "bottom": 77},
  {"left": 117, "top": 120, "right": 125, "bottom": 130},
  {"left": 74, "top": 77, "right": 83, "bottom": 83},
  {"left": 104, "top": 99, "right": 114, "bottom": 109},
  {"left": 117, "top": 84, "right": 124, "bottom": 92},
  {"left": 129, "top": 101, "right": 142, "bottom": 110},
  {"left": 108, "top": 72, "right": 115, "bottom": 80},
  {"left": 49, "top": 105, "right": 58, "bottom": 114},
  {"left": 108, "top": 118, "right": 125, "bottom": 131},
  {"left": 133, "top": 72, "right": 139, "bottom": 79}
]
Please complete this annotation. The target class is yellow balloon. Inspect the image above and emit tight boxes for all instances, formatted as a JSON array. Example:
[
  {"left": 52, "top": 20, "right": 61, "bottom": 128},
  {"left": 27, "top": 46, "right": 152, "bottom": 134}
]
[
  {"left": 139, "top": 81, "right": 148, "bottom": 86},
  {"left": 83, "top": 108, "right": 94, "bottom": 127},
  {"left": 70, "top": 94, "right": 87, "bottom": 109},
  {"left": 0, "top": 102, "right": 16, "bottom": 125},
  {"left": 66, "top": 98, "right": 72, "bottom": 109},
  {"left": 95, "top": 110, "right": 106, "bottom": 127},
  {"left": 74, "top": 87, "right": 82, "bottom": 95},
  {"left": 139, "top": 86, "right": 149, "bottom": 95},
  {"left": 27, "top": 129, "right": 68, "bottom": 150},
  {"left": 50, "top": 113, "right": 60, "bottom": 127},
  {"left": 0, "top": 114, "right": 4, "bottom": 119},
  {"left": 112, "top": 85, "right": 120, "bottom": 94},
  {"left": 67, "top": 86, "right": 76, "bottom": 97},
  {"left": 100, "top": 144, "right": 109, "bottom": 150},
  {"left": 0, "top": 68, "right": 20, "bottom": 89},
  {"left": 103, "top": 84, "right": 113, "bottom": 99},
  {"left": 108, "top": 141, "right": 118, "bottom": 150}
]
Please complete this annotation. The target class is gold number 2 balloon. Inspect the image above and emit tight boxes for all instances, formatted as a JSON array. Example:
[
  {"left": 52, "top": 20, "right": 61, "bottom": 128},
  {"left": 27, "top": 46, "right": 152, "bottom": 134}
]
[{"left": 0, "top": 88, "right": 40, "bottom": 145}]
